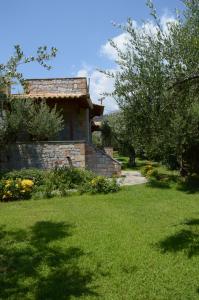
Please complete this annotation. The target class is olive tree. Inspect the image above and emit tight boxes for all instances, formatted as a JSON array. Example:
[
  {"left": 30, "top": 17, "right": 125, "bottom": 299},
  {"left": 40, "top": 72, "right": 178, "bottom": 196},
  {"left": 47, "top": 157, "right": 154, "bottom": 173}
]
[
  {"left": 0, "top": 45, "right": 64, "bottom": 144},
  {"left": 103, "top": 0, "right": 199, "bottom": 174}
]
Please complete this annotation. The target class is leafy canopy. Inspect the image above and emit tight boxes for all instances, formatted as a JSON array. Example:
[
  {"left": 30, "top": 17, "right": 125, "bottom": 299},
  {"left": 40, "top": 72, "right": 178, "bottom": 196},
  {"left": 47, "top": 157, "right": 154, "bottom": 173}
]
[
  {"left": 103, "top": 0, "right": 199, "bottom": 173},
  {"left": 0, "top": 45, "right": 64, "bottom": 143}
]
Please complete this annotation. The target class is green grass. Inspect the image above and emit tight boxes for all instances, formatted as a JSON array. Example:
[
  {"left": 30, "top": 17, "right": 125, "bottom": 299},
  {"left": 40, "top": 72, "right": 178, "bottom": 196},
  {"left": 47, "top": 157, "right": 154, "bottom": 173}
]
[
  {"left": 114, "top": 153, "right": 178, "bottom": 174},
  {"left": 0, "top": 184, "right": 199, "bottom": 299}
]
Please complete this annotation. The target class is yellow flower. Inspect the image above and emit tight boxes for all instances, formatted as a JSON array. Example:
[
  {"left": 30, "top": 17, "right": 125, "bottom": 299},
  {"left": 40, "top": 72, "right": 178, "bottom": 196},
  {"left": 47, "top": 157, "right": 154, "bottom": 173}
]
[
  {"left": 5, "top": 179, "right": 12, "bottom": 187},
  {"left": 21, "top": 179, "right": 34, "bottom": 189},
  {"left": 3, "top": 191, "right": 12, "bottom": 198},
  {"left": 91, "top": 179, "right": 96, "bottom": 185}
]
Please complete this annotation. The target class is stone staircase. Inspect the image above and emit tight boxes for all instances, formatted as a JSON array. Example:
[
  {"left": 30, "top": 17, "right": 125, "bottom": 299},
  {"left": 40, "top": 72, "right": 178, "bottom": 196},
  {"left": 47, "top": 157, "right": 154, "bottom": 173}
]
[{"left": 85, "top": 143, "right": 121, "bottom": 177}]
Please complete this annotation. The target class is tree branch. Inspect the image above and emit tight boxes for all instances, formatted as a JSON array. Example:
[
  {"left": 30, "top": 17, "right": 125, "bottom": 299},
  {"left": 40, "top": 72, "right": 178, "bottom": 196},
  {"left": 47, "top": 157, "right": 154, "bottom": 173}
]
[{"left": 168, "top": 74, "right": 199, "bottom": 90}]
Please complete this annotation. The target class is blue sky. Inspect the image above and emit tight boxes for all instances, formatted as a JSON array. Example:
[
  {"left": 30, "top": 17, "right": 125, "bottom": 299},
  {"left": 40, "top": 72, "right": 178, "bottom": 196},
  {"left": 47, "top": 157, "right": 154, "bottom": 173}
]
[{"left": 1, "top": 0, "right": 183, "bottom": 111}]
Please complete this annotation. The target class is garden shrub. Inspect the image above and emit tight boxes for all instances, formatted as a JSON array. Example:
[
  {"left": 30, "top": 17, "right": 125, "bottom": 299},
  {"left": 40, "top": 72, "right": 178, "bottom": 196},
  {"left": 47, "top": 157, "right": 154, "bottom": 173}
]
[
  {"left": 0, "top": 178, "right": 34, "bottom": 201},
  {"left": 52, "top": 166, "right": 94, "bottom": 188},
  {"left": 2, "top": 168, "right": 45, "bottom": 186},
  {"left": 142, "top": 163, "right": 162, "bottom": 180},
  {"left": 0, "top": 167, "right": 120, "bottom": 201},
  {"left": 142, "top": 163, "right": 153, "bottom": 177},
  {"left": 149, "top": 169, "right": 161, "bottom": 180},
  {"left": 30, "top": 167, "right": 95, "bottom": 199},
  {"left": 79, "top": 176, "right": 120, "bottom": 194}
]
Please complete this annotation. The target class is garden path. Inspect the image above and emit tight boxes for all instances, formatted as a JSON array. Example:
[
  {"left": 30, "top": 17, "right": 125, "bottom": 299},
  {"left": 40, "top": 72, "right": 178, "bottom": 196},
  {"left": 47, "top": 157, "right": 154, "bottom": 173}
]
[{"left": 118, "top": 170, "right": 147, "bottom": 186}]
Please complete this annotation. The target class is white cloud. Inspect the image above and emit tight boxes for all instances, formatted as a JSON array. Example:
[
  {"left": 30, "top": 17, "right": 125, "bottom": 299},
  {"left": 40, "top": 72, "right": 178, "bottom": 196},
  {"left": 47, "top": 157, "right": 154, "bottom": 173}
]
[
  {"left": 160, "top": 14, "right": 177, "bottom": 33},
  {"left": 100, "top": 15, "right": 177, "bottom": 61},
  {"left": 77, "top": 67, "right": 118, "bottom": 113},
  {"left": 77, "top": 15, "right": 177, "bottom": 114},
  {"left": 100, "top": 32, "right": 130, "bottom": 61},
  {"left": 77, "top": 68, "right": 88, "bottom": 78}
]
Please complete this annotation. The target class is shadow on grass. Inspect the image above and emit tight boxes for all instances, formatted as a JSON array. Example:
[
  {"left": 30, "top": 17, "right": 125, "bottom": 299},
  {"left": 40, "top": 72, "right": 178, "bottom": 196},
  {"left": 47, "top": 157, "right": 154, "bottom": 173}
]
[
  {"left": 155, "top": 218, "right": 199, "bottom": 258},
  {"left": 147, "top": 174, "right": 179, "bottom": 189},
  {"left": 0, "top": 221, "right": 99, "bottom": 299},
  {"left": 176, "top": 175, "right": 199, "bottom": 194},
  {"left": 130, "top": 161, "right": 149, "bottom": 171},
  {"left": 114, "top": 156, "right": 149, "bottom": 171},
  {"left": 147, "top": 178, "right": 171, "bottom": 189},
  {"left": 147, "top": 173, "right": 199, "bottom": 194}
]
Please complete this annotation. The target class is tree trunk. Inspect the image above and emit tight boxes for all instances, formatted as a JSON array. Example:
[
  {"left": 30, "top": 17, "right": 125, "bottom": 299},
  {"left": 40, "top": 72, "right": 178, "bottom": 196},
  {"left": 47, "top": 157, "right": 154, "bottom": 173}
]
[
  {"left": 179, "top": 155, "right": 188, "bottom": 177},
  {"left": 128, "top": 145, "right": 136, "bottom": 167}
]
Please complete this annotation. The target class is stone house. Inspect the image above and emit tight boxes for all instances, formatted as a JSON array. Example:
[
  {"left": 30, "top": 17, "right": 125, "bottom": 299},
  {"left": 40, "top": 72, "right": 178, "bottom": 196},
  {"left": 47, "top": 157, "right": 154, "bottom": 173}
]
[{"left": 1, "top": 77, "right": 121, "bottom": 176}]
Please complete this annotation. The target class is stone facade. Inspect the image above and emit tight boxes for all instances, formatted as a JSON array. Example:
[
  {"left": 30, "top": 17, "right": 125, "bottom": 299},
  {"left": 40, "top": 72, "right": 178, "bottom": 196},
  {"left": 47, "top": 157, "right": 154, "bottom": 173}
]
[
  {"left": 0, "top": 142, "right": 86, "bottom": 170},
  {"left": 85, "top": 144, "right": 121, "bottom": 177},
  {"left": 0, "top": 142, "right": 121, "bottom": 177},
  {"left": 20, "top": 78, "right": 96, "bottom": 143},
  {"left": 104, "top": 147, "right": 114, "bottom": 158},
  {"left": 26, "top": 78, "right": 88, "bottom": 95},
  {"left": 1, "top": 77, "right": 119, "bottom": 176}
]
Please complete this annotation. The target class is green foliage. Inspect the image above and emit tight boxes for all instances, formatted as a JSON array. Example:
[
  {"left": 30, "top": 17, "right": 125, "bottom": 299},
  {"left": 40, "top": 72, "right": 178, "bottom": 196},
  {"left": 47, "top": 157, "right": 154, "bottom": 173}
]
[
  {"left": 176, "top": 173, "right": 199, "bottom": 193},
  {"left": 1, "top": 99, "right": 64, "bottom": 142},
  {"left": 26, "top": 101, "right": 64, "bottom": 140},
  {"left": 80, "top": 176, "right": 120, "bottom": 194},
  {"left": 0, "top": 185, "right": 198, "bottom": 299},
  {"left": 0, "top": 167, "right": 120, "bottom": 201},
  {"left": 32, "top": 177, "right": 56, "bottom": 199},
  {"left": 0, "top": 44, "right": 58, "bottom": 145},
  {"left": 0, "top": 178, "right": 34, "bottom": 201},
  {"left": 103, "top": 1, "right": 199, "bottom": 174},
  {"left": 1, "top": 168, "right": 46, "bottom": 185},
  {"left": 2, "top": 98, "right": 26, "bottom": 142},
  {"left": 142, "top": 163, "right": 153, "bottom": 177},
  {"left": 92, "top": 131, "right": 103, "bottom": 148},
  {"left": 0, "top": 45, "right": 57, "bottom": 90},
  {"left": 50, "top": 166, "right": 94, "bottom": 189},
  {"left": 101, "top": 119, "right": 113, "bottom": 147},
  {"left": 102, "top": 112, "right": 136, "bottom": 166}
]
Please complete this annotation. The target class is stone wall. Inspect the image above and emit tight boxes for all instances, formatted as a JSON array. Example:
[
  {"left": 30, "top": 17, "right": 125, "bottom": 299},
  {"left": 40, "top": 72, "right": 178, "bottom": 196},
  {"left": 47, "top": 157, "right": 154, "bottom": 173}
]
[
  {"left": 104, "top": 147, "right": 114, "bottom": 158},
  {"left": 0, "top": 142, "right": 86, "bottom": 170},
  {"left": 0, "top": 142, "right": 121, "bottom": 177},
  {"left": 26, "top": 78, "right": 87, "bottom": 95},
  {"left": 85, "top": 144, "right": 121, "bottom": 177}
]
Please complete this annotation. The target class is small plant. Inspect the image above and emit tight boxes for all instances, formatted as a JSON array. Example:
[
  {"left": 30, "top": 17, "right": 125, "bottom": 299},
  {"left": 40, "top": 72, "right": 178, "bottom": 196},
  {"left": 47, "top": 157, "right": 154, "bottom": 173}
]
[
  {"left": 80, "top": 176, "right": 120, "bottom": 194},
  {"left": 2, "top": 168, "right": 45, "bottom": 186},
  {"left": 142, "top": 163, "right": 153, "bottom": 177},
  {"left": 1, "top": 167, "right": 121, "bottom": 201},
  {"left": 0, "top": 178, "right": 34, "bottom": 201},
  {"left": 50, "top": 167, "right": 94, "bottom": 189}
]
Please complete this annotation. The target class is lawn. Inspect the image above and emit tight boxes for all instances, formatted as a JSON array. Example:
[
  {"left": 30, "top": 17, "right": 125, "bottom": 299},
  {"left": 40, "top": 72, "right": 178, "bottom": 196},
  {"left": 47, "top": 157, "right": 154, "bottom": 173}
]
[{"left": 0, "top": 183, "right": 198, "bottom": 300}]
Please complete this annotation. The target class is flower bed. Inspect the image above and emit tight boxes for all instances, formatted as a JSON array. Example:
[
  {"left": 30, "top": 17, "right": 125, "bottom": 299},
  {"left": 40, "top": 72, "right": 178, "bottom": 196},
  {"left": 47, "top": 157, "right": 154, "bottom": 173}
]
[
  {"left": 0, "top": 178, "right": 34, "bottom": 201},
  {"left": 0, "top": 167, "right": 120, "bottom": 201}
]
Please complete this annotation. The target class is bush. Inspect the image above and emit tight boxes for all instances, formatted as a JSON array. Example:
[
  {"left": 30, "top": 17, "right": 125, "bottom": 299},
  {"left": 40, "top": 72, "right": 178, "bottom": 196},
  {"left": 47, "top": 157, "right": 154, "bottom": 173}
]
[
  {"left": 142, "top": 163, "right": 153, "bottom": 177},
  {"left": 1, "top": 168, "right": 45, "bottom": 186},
  {"left": 51, "top": 166, "right": 94, "bottom": 189},
  {"left": 1, "top": 167, "right": 120, "bottom": 201},
  {"left": 80, "top": 176, "right": 120, "bottom": 194},
  {"left": 142, "top": 163, "right": 162, "bottom": 180},
  {"left": 0, "top": 178, "right": 34, "bottom": 201}
]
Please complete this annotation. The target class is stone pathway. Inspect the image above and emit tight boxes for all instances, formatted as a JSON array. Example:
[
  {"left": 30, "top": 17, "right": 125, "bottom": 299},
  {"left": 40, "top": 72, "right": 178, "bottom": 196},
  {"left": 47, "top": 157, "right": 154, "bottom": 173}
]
[{"left": 117, "top": 170, "right": 147, "bottom": 186}]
